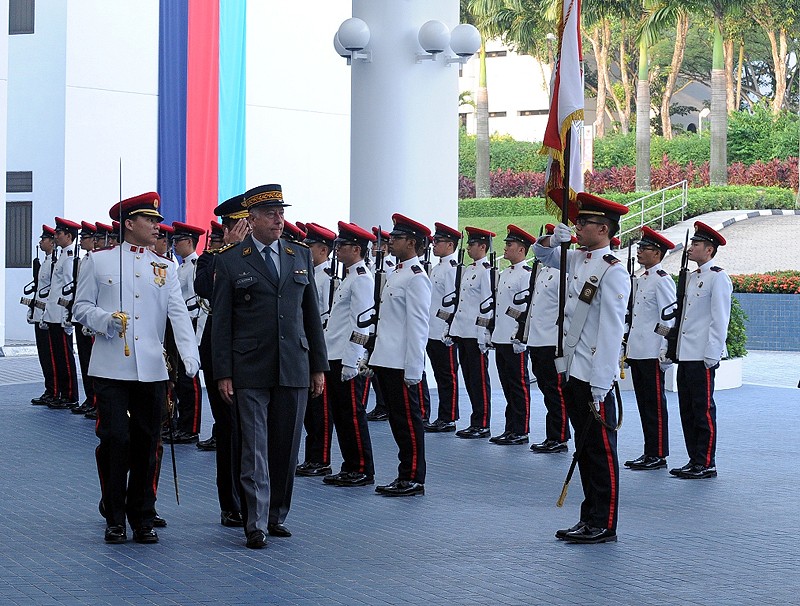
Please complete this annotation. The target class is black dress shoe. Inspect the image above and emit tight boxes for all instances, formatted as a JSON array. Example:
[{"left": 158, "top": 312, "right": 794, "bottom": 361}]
[
  {"left": 246, "top": 530, "right": 267, "bottom": 549},
  {"left": 84, "top": 408, "right": 97, "bottom": 420},
  {"left": 325, "top": 471, "right": 374, "bottom": 487},
  {"left": 196, "top": 436, "right": 216, "bottom": 451},
  {"left": 628, "top": 456, "right": 667, "bottom": 471},
  {"left": 555, "top": 521, "right": 586, "bottom": 540},
  {"left": 31, "top": 392, "right": 53, "bottom": 405},
  {"left": 132, "top": 527, "right": 159, "bottom": 544},
  {"left": 153, "top": 514, "right": 167, "bottom": 528},
  {"left": 376, "top": 479, "right": 425, "bottom": 497},
  {"left": 267, "top": 523, "right": 292, "bottom": 537},
  {"left": 563, "top": 525, "right": 617, "bottom": 544},
  {"left": 48, "top": 398, "right": 76, "bottom": 410},
  {"left": 424, "top": 419, "right": 457, "bottom": 433},
  {"left": 104, "top": 525, "right": 127, "bottom": 544},
  {"left": 624, "top": 454, "right": 646, "bottom": 468},
  {"left": 296, "top": 461, "right": 333, "bottom": 477},
  {"left": 494, "top": 433, "right": 529, "bottom": 445},
  {"left": 489, "top": 431, "right": 511, "bottom": 443},
  {"left": 366, "top": 408, "right": 389, "bottom": 421},
  {"left": 221, "top": 511, "right": 244, "bottom": 527},
  {"left": 669, "top": 462, "right": 693, "bottom": 476},
  {"left": 455, "top": 426, "right": 491, "bottom": 439},
  {"left": 530, "top": 439, "right": 569, "bottom": 453},
  {"left": 164, "top": 430, "right": 199, "bottom": 444},
  {"left": 71, "top": 401, "right": 91, "bottom": 414},
  {"left": 677, "top": 464, "right": 717, "bottom": 479}
]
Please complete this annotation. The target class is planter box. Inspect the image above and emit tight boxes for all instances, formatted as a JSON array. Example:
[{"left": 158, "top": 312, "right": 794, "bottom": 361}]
[
  {"left": 663, "top": 357, "right": 742, "bottom": 392},
  {"left": 734, "top": 293, "right": 800, "bottom": 351}
]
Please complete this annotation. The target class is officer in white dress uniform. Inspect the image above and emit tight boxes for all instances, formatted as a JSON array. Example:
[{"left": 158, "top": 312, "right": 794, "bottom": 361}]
[
  {"left": 369, "top": 214, "right": 432, "bottom": 497},
  {"left": 670, "top": 221, "right": 732, "bottom": 480},
  {"left": 624, "top": 226, "right": 676, "bottom": 471},
  {"left": 74, "top": 192, "right": 199, "bottom": 545},
  {"left": 365, "top": 226, "right": 395, "bottom": 421},
  {"left": 535, "top": 192, "right": 630, "bottom": 544},
  {"left": 30, "top": 225, "right": 58, "bottom": 406}
]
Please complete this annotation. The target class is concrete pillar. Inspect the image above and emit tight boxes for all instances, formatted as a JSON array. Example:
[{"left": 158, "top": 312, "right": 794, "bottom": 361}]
[
  {"left": 0, "top": 0, "right": 9, "bottom": 347},
  {"left": 349, "top": 0, "right": 460, "bottom": 232}
]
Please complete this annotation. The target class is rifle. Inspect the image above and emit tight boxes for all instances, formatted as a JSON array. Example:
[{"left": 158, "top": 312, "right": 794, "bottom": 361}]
[
  {"left": 422, "top": 238, "right": 432, "bottom": 275},
  {"left": 354, "top": 226, "right": 386, "bottom": 355},
  {"left": 655, "top": 230, "right": 690, "bottom": 362},
  {"left": 436, "top": 234, "right": 465, "bottom": 331},
  {"left": 324, "top": 246, "right": 341, "bottom": 328},
  {"left": 477, "top": 246, "right": 498, "bottom": 335},
  {"left": 619, "top": 241, "right": 635, "bottom": 378},
  {"left": 58, "top": 238, "right": 80, "bottom": 326},
  {"left": 507, "top": 226, "right": 544, "bottom": 342}
]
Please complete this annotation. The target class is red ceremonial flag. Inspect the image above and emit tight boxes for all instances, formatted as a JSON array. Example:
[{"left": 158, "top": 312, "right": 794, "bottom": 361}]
[{"left": 541, "top": 0, "right": 584, "bottom": 218}]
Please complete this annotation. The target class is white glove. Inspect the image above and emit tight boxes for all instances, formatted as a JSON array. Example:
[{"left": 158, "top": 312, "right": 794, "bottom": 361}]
[
  {"left": 658, "top": 350, "right": 672, "bottom": 373},
  {"left": 358, "top": 357, "right": 374, "bottom": 378},
  {"left": 477, "top": 328, "right": 491, "bottom": 353},
  {"left": 184, "top": 357, "right": 200, "bottom": 378},
  {"left": 39, "top": 321, "right": 48, "bottom": 330},
  {"left": 403, "top": 375, "right": 421, "bottom": 387},
  {"left": 63, "top": 323, "right": 74, "bottom": 336},
  {"left": 512, "top": 339, "right": 526, "bottom": 354},
  {"left": 550, "top": 222, "right": 572, "bottom": 247},
  {"left": 441, "top": 328, "right": 453, "bottom": 347},
  {"left": 704, "top": 357, "right": 719, "bottom": 369},
  {"left": 341, "top": 365, "right": 358, "bottom": 382},
  {"left": 108, "top": 313, "right": 128, "bottom": 335},
  {"left": 591, "top": 385, "right": 609, "bottom": 403}
]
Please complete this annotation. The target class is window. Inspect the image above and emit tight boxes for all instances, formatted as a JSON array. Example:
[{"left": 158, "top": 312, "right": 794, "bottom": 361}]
[
  {"left": 7, "top": 201, "right": 33, "bottom": 268},
  {"left": 486, "top": 50, "right": 507, "bottom": 58},
  {"left": 518, "top": 109, "right": 549, "bottom": 117},
  {"left": 6, "top": 171, "right": 33, "bottom": 193},
  {"left": 488, "top": 111, "right": 507, "bottom": 118},
  {"left": 9, "top": 0, "right": 35, "bottom": 35}
]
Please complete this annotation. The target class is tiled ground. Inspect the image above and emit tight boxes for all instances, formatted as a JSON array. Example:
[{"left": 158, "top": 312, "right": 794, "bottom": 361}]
[{"left": 1, "top": 355, "right": 799, "bottom": 605}]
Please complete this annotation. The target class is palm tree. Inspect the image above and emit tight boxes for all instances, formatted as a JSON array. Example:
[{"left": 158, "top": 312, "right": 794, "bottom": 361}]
[{"left": 635, "top": 0, "right": 662, "bottom": 191}]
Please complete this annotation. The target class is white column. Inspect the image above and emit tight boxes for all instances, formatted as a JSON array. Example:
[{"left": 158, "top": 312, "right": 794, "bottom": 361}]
[
  {"left": 0, "top": 0, "right": 9, "bottom": 347},
  {"left": 349, "top": 0, "right": 460, "bottom": 232}
]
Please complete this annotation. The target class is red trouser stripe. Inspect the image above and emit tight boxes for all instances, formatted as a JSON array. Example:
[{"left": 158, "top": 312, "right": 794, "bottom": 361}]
[
  {"left": 518, "top": 351, "right": 530, "bottom": 428},
  {"left": 479, "top": 352, "right": 489, "bottom": 427},
  {"left": 48, "top": 330, "right": 59, "bottom": 395},
  {"left": 655, "top": 360, "right": 664, "bottom": 457},
  {"left": 349, "top": 380, "right": 366, "bottom": 472},
  {"left": 704, "top": 368, "right": 715, "bottom": 467},
  {"left": 417, "top": 382, "right": 426, "bottom": 418},
  {"left": 191, "top": 376, "right": 201, "bottom": 433},
  {"left": 556, "top": 371, "right": 567, "bottom": 442},
  {"left": 402, "top": 384, "right": 418, "bottom": 478},
  {"left": 448, "top": 346, "right": 458, "bottom": 419},
  {"left": 599, "top": 401, "right": 617, "bottom": 529},
  {"left": 152, "top": 439, "right": 161, "bottom": 497}
]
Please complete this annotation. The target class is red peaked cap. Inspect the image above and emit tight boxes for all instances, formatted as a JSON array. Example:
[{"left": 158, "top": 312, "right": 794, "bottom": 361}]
[
  {"left": 433, "top": 222, "right": 461, "bottom": 241},
  {"left": 372, "top": 226, "right": 391, "bottom": 242},
  {"left": 576, "top": 192, "right": 629, "bottom": 223},
  {"left": 109, "top": 192, "right": 163, "bottom": 222},
  {"left": 111, "top": 220, "right": 121, "bottom": 231},
  {"left": 304, "top": 222, "right": 337, "bottom": 248},
  {"left": 171, "top": 221, "right": 205, "bottom": 238},
  {"left": 295, "top": 221, "right": 307, "bottom": 233},
  {"left": 391, "top": 213, "right": 432, "bottom": 241},
  {"left": 544, "top": 223, "right": 578, "bottom": 244},
  {"left": 40, "top": 225, "right": 56, "bottom": 238},
  {"left": 210, "top": 221, "right": 224, "bottom": 237},
  {"left": 282, "top": 220, "right": 306, "bottom": 242},
  {"left": 505, "top": 224, "right": 537, "bottom": 247},
  {"left": 95, "top": 222, "right": 113, "bottom": 235},
  {"left": 640, "top": 226, "right": 675, "bottom": 251},
  {"left": 547, "top": 188, "right": 579, "bottom": 224},
  {"left": 336, "top": 221, "right": 376, "bottom": 245},
  {"left": 158, "top": 223, "right": 175, "bottom": 236},
  {"left": 80, "top": 221, "right": 97, "bottom": 234},
  {"left": 692, "top": 221, "right": 726, "bottom": 247},
  {"left": 55, "top": 217, "right": 81, "bottom": 232},
  {"left": 611, "top": 236, "right": 621, "bottom": 249},
  {"left": 464, "top": 226, "right": 496, "bottom": 244}
]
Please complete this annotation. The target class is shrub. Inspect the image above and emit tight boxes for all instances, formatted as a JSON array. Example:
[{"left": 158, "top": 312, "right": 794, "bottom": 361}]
[
  {"left": 458, "top": 130, "right": 549, "bottom": 177},
  {"left": 459, "top": 197, "right": 548, "bottom": 217},
  {"left": 726, "top": 298, "right": 748, "bottom": 359},
  {"left": 731, "top": 271, "right": 800, "bottom": 294},
  {"left": 727, "top": 104, "right": 800, "bottom": 165}
]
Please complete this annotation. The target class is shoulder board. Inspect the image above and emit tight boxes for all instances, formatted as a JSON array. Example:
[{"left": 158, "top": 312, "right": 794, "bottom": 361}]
[
  {"left": 710, "top": 266, "right": 724, "bottom": 272},
  {"left": 411, "top": 265, "right": 423, "bottom": 274},
  {"left": 523, "top": 265, "right": 532, "bottom": 272},
  {"left": 323, "top": 267, "right": 332, "bottom": 276},
  {"left": 450, "top": 259, "right": 458, "bottom": 267},
  {"left": 356, "top": 266, "right": 367, "bottom": 275},
  {"left": 191, "top": 258, "right": 197, "bottom": 264},
  {"left": 603, "top": 254, "right": 620, "bottom": 265},
  {"left": 385, "top": 259, "right": 395, "bottom": 267},
  {"left": 94, "top": 246, "right": 115, "bottom": 253},
  {"left": 282, "top": 236, "right": 308, "bottom": 248},
  {"left": 67, "top": 250, "right": 74, "bottom": 256},
  {"left": 216, "top": 242, "right": 239, "bottom": 254},
  {"left": 153, "top": 251, "right": 172, "bottom": 261},
  {"left": 657, "top": 269, "right": 668, "bottom": 277},
  {"left": 482, "top": 261, "right": 491, "bottom": 268}
]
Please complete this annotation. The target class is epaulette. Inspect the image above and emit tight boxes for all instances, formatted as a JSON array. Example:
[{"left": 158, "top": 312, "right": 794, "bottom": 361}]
[
  {"left": 482, "top": 261, "right": 491, "bottom": 268},
  {"left": 411, "top": 265, "right": 423, "bottom": 274},
  {"left": 386, "top": 259, "right": 395, "bottom": 267},
  {"left": 710, "top": 266, "right": 724, "bottom": 272},
  {"left": 216, "top": 242, "right": 239, "bottom": 254},
  {"left": 356, "top": 266, "right": 367, "bottom": 275},
  {"left": 523, "top": 265, "right": 532, "bottom": 272},
  {"left": 67, "top": 250, "right": 74, "bottom": 256},
  {"left": 323, "top": 267, "right": 332, "bottom": 276},
  {"left": 153, "top": 251, "right": 172, "bottom": 261},
  {"left": 282, "top": 236, "right": 308, "bottom": 248},
  {"left": 603, "top": 254, "right": 620, "bottom": 265},
  {"left": 657, "top": 269, "right": 668, "bottom": 277},
  {"left": 93, "top": 245, "right": 115, "bottom": 253},
  {"left": 450, "top": 259, "right": 457, "bottom": 267}
]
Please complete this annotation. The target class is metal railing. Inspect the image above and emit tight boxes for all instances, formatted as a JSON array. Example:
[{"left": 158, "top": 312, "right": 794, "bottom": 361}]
[{"left": 618, "top": 180, "right": 688, "bottom": 241}]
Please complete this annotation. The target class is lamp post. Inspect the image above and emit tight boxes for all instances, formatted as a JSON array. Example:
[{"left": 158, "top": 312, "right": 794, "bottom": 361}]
[{"left": 335, "top": 1, "right": 480, "bottom": 230}]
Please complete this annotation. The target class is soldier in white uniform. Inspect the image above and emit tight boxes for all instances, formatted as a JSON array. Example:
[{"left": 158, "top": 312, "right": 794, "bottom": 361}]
[
  {"left": 369, "top": 214, "right": 432, "bottom": 497},
  {"left": 424, "top": 223, "right": 462, "bottom": 433},
  {"left": 624, "top": 226, "right": 676, "bottom": 471},
  {"left": 72, "top": 222, "right": 100, "bottom": 416},
  {"left": 167, "top": 221, "right": 207, "bottom": 443},
  {"left": 44, "top": 217, "right": 81, "bottom": 408},
  {"left": 670, "top": 221, "right": 732, "bottom": 479},
  {"left": 30, "top": 225, "right": 58, "bottom": 406},
  {"left": 489, "top": 225, "right": 536, "bottom": 445},
  {"left": 365, "top": 226, "right": 395, "bottom": 421},
  {"left": 74, "top": 192, "right": 199, "bottom": 544},
  {"left": 321, "top": 222, "right": 376, "bottom": 487},
  {"left": 296, "top": 222, "right": 339, "bottom": 477},
  {"left": 536, "top": 193, "right": 630, "bottom": 544},
  {"left": 526, "top": 223, "right": 574, "bottom": 453},
  {"left": 448, "top": 226, "right": 496, "bottom": 439}
]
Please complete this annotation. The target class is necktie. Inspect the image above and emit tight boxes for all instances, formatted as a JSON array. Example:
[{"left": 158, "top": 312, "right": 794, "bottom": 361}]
[{"left": 263, "top": 246, "right": 278, "bottom": 282}]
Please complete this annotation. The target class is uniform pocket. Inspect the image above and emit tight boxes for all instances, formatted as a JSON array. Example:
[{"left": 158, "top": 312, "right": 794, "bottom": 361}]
[{"left": 233, "top": 338, "right": 258, "bottom": 354}]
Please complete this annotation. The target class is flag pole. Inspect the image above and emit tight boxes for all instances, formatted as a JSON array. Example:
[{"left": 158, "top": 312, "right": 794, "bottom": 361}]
[{"left": 556, "top": 136, "right": 571, "bottom": 362}]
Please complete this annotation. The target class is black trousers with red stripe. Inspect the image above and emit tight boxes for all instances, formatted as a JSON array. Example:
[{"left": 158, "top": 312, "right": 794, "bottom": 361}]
[
  {"left": 34, "top": 323, "right": 56, "bottom": 397},
  {"left": 373, "top": 366, "right": 426, "bottom": 483},
  {"left": 418, "top": 373, "right": 431, "bottom": 422},
  {"left": 529, "top": 346, "right": 571, "bottom": 443},
  {"left": 494, "top": 344, "right": 531, "bottom": 435},
  {"left": 302, "top": 386, "right": 333, "bottom": 466},
  {"left": 426, "top": 339, "right": 460, "bottom": 422},
  {"left": 455, "top": 338, "right": 491, "bottom": 428},
  {"left": 174, "top": 359, "right": 202, "bottom": 435},
  {"left": 369, "top": 375, "right": 387, "bottom": 414},
  {"left": 565, "top": 378, "right": 619, "bottom": 532},
  {"left": 94, "top": 377, "right": 165, "bottom": 529},
  {"left": 47, "top": 323, "right": 78, "bottom": 402},
  {"left": 677, "top": 361, "right": 717, "bottom": 467},
  {"left": 628, "top": 358, "right": 669, "bottom": 458},
  {"left": 74, "top": 323, "right": 95, "bottom": 406},
  {"left": 326, "top": 360, "right": 374, "bottom": 476}
]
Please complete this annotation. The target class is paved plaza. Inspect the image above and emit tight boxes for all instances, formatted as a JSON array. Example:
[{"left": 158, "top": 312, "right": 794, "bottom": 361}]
[{"left": 1, "top": 352, "right": 799, "bottom": 605}]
